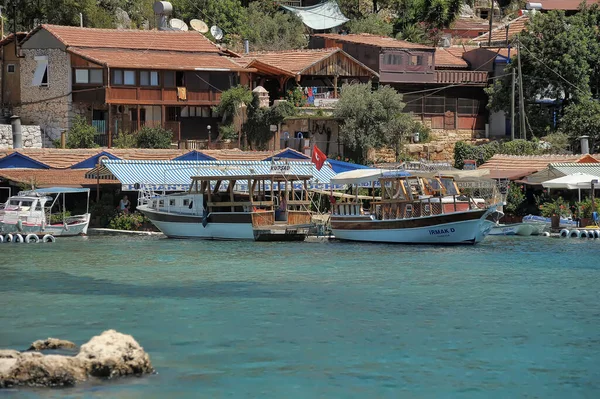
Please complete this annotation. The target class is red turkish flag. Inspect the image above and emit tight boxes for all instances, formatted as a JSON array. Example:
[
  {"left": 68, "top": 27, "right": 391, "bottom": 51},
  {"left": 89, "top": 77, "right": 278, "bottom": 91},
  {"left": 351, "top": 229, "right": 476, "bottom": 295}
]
[{"left": 311, "top": 145, "right": 327, "bottom": 171}]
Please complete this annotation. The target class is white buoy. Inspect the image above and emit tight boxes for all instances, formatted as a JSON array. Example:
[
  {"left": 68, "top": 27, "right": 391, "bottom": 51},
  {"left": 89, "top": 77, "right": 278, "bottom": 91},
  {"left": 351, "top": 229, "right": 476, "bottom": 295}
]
[
  {"left": 42, "top": 234, "right": 55, "bottom": 243},
  {"left": 25, "top": 234, "right": 40, "bottom": 243},
  {"left": 594, "top": 230, "right": 600, "bottom": 239},
  {"left": 542, "top": 231, "right": 550, "bottom": 237},
  {"left": 580, "top": 230, "right": 589, "bottom": 238},
  {"left": 14, "top": 233, "right": 24, "bottom": 243},
  {"left": 0, "top": 235, "right": 3, "bottom": 243},
  {"left": 5, "top": 233, "right": 14, "bottom": 242},
  {"left": 569, "top": 230, "right": 581, "bottom": 238},
  {"left": 560, "top": 229, "right": 570, "bottom": 238}
]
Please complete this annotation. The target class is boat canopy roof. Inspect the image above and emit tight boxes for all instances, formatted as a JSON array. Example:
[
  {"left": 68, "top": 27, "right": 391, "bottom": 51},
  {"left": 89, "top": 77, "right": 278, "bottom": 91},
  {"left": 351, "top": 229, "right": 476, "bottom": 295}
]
[
  {"left": 330, "top": 169, "right": 410, "bottom": 185},
  {"left": 190, "top": 174, "right": 313, "bottom": 182},
  {"left": 21, "top": 187, "right": 90, "bottom": 195}
]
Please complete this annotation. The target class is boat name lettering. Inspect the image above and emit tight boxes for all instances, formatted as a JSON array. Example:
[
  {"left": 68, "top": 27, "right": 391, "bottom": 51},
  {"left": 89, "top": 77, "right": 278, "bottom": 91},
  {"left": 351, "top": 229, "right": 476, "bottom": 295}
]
[
  {"left": 270, "top": 165, "right": 291, "bottom": 172},
  {"left": 428, "top": 228, "right": 455, "bottom": 235}
]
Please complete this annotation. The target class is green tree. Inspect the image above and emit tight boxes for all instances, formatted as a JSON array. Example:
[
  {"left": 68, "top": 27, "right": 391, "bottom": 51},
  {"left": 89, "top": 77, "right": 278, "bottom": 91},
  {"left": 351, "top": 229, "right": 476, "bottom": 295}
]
[
  {"left": 170, "top": 0, "right": 247, "bottom": 43},
  {"left": 558, "top": 97, "right": 600, "bottom": 152},
  {"left": 504, "top": 182, "right": 526, "bottom": 216},
  {"left": 347, "top": 13, "right": 393, "bottom": 36},
  {"left": 333, "top": 83, "right": 417, "bottom": 163},
  {"left": 66, "top": 115, "right": 99, "bottom": 149},
  {"left": 213, "top": 85, "right": 253, "bottom": 141},
  {"left": 241, "top": 1, "right": 307, "bottom": 51},
  {"left": 486, "top": 7, "right": 600, "bottom": 140},
  {"left": 243, "top": 98, "right": 295, "bottom": 150},
  {"left": 135, "top": 126, "right": 173, "bottom": 148}
]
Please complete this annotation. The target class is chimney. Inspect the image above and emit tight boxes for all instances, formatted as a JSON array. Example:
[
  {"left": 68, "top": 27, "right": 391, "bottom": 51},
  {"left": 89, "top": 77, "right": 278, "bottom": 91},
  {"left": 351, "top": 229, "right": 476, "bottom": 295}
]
[
  {"left": 580, "top": 135, "right": 590, "bottom": 155},
  {"left": 10, "top": 115, "right": 22, "bottom": 149},
  {"left": 243, "top": 39, "right": 250, "bottom": 54}
]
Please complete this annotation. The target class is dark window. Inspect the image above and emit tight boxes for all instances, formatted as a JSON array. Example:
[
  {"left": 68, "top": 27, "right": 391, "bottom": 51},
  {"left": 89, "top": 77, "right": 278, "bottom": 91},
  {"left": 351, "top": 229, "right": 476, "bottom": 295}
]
[
  {"left": 140, "top": 70, "right": 150, "bottom": 86},
  {"left": 41, "top": 69, "right": 48, "bottom": 86},
  {"left": 458, "top": 98, "right": 479, "bottom": 115},
  {"left": 402, "top": 94, "right": 422, "bottom": 114},
  {"left": 112, "top": 70, "right": 123, "bottom": 85},
  {"left": 383, "top": 54, "right": 402, "bottom": 65},
  {"left": 176, "top": 71, "right": 185, "bottom": 87},
  {"left": 124, "top": 70, "right": 136, "bottom": 85},
  {"left": 164, "top": 71, "right": 175, "bottom": 87},
  {"left": 424, "top": 96, "right": 445, "bottom": 114},
  {"left": 7, "top": 64, "right": 15, "bottom": 73},
  {"left": 90, "top": 69, "right": 103, "bottom": 84},
  {"left": 410, "top": 55, "right": 423, "bottom": 66}
]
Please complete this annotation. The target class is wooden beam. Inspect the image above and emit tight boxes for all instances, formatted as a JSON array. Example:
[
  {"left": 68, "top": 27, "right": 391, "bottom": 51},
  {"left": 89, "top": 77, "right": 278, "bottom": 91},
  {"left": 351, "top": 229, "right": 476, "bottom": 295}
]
[
  {"left": 136, "top": 105, "right": 141, "bottom": 132},
  {"left": 229, "top": 180, "right": 236, "bottom": 212},
  {"left": 107, "top": 104, "right": 113, "bottom": 148}
]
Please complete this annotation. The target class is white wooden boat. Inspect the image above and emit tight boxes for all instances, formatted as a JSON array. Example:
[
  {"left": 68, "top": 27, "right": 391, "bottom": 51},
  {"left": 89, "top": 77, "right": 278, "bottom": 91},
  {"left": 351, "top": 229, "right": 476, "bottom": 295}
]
[
  {"left": 138, "top": 173, "right": 313, "bottom": 241},
  {"left": 0, "top": 187, "right": 91, "bottom": 237},
  {"left": 488, "top": 223, "right": 535, "bottom": 236},
  {"left": 329, "top": 170, "right": 498, "bottom": 245}
]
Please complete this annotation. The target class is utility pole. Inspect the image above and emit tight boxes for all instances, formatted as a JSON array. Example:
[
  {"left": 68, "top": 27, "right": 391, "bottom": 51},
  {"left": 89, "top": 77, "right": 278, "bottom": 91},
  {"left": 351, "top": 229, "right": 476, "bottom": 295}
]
[
  {"left": 517, "top": 40, "right": 526, "bottom": 139},
  {"left": 488, "top": 2, "right": 494, "bottom": 47},
  {"left": 511, "top": 67, "right": 515, "bottom": 141}
]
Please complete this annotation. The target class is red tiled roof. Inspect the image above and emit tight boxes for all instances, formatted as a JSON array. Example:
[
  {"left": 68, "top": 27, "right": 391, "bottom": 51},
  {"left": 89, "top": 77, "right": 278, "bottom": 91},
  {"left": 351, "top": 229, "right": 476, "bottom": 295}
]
[
  {"left": 24, "top": 24, "right": 221, "bottom": 53},
  {"left": 539, "top": 0, "right": 599, "bottom": 10},
  {"left": 473, "top": 16, "right": 529, "bottom": 44},
  {"left": 0, "top": 32, "right": 27, "bottom": 47},
  {"left": 68, "top": 47, "right": 250, "bottom": 71},
  {"left": 448, "top": 16, "right": 496, "bottom": 31},
  {"left": 312, "top": 33, "right": 434, "bottom": 50},
  {"left": 479, "top": 154, "right": 600, "bottom": 171},
  {"left": 0, "top": 168, "right": 119, "bottom": 188},
  {"left": 435, "top": 47, "right": 468, "bottom": 68},
  {"left": 241, "top": 48, "right": 377, "bottom": 77}
]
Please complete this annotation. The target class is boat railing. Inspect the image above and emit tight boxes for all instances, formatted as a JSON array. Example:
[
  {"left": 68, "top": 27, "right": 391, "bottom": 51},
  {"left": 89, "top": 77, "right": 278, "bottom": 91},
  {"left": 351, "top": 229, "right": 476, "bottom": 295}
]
[
  {"left": 332, "top": 202, "right": 363, "bottom": 216},
  {"left": 369, "top": 195, "right": 476, "bottom": 221}
]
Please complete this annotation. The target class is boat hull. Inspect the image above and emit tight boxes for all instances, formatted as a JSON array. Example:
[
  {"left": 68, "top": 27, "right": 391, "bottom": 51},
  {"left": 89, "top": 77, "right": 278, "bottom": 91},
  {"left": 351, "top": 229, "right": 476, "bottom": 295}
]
[
  {"left": 331, "top": 209, "right": 493, "bottom": 245},
  {"left": 139, "top": 207, "right": 307, "bottom": 241},
  {"left": 0, "top": 214, "right": 90, "bottom": 237}
]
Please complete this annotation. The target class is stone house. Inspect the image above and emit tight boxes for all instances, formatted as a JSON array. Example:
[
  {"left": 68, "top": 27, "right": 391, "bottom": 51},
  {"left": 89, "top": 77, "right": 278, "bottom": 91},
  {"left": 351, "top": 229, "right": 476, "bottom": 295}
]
[{"left": 2, "top": 24, "right": 256, "bottom": 147}]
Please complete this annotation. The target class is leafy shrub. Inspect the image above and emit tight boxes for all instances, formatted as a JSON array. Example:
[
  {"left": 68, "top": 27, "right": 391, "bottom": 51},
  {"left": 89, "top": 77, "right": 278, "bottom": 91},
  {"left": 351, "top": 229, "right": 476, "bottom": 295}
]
[
  {"left": 539, "top": 197, "right": 570, "bottom": 218},
  {"left": 575, "top": 198, "right": 600, "bottom": 219},
  {"left": 218, "top": 124, "right": 238, "bottom": 141},
  {"left": 113, "top": 131, "right": 137, "bottom": 148},
  {"left": 108, "top": 212, "right": 150, "bottom": 231},
  {"left": 66, "top": 115, "right": 99, "bottom": 149},
  {"left": 90, "top": 193, "right": 118, "bottom": 227},
  {"left": 48, "top": 210, "right": 72, "bottom": 225},
  {"left": 454, "top": 140, "right": 545, "bottom": 169},
  {"left": 504, "top": 183, "right": 526, "bottom": 216},
  {"left": 286, "top": 87, "right": 306, "bottom": 107},
  {"left": 135, "top": 126, "right": 173, "bottom": 149},
  {"left": 347, "top": 13, "right": 393, "bottom": 36}
]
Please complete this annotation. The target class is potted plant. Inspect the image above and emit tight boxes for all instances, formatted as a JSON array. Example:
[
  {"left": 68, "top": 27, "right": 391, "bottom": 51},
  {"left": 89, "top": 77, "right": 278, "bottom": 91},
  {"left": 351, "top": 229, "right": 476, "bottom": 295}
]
[
  {"left": 539, "top": 197, "right": 570, "bottom": 229},
  {"left": 575, "top": 199, "right": 600, "bottom": 227}
]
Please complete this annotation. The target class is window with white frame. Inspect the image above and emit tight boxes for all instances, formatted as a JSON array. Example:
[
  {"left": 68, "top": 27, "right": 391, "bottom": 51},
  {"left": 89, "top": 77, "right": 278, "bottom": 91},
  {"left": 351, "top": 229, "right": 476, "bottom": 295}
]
[
  {"left": 7, "top": 64, "right": 15, "bottom": 73},
  {"left": 32, "top": 56, "right": 48, "bottom": 87}
]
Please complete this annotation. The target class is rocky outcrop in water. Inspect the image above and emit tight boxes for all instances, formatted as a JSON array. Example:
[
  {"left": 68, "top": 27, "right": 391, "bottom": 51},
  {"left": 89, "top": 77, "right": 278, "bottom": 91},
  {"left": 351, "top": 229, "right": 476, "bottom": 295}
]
[
  {"left": 0, "top": 330, "right": 154, "bottom": 388},
  {"left": 28, "top": 338, "right": 76, "bottom": 351}
]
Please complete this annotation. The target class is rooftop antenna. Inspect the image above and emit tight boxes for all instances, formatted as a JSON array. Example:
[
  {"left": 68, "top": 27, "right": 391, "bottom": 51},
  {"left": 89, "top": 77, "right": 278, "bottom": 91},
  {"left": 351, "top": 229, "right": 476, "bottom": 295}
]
[
  {"left": 210, "top": 25, "right": 224, "bottom": 41},
  {"left": 153, "top": 1, "right": 173, "bottom": 31},
  {"left": 169, "top": 18, "right": 188, "bottom": 31},
  {"left": 190, "top": 19, "right": 209, "bottom": 33}
]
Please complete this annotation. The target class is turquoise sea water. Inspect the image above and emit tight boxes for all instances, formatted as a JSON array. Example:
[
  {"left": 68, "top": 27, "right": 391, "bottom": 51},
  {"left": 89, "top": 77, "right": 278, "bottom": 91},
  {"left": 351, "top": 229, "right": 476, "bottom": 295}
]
[{"left": 0, "top": 235, "right": 599, "bottom": 398}]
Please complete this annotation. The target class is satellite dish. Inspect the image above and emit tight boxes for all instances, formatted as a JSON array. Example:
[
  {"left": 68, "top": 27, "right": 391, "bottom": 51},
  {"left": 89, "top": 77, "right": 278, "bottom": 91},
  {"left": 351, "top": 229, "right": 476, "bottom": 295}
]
[
  {"left": 210, "top": 25, "right": 224, "bottom": 41},
  {"left": 190, "top": 19, "right": 209, "bottom": 33},
  {"left": 169, "top": 18, "right": 188, "bottom": 31}
]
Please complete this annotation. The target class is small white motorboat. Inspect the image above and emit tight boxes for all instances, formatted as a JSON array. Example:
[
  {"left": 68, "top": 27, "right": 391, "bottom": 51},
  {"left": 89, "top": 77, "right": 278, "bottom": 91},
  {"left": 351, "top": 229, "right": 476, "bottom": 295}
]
[{"left": 0, "top": 187, "right": 91, "bottom": 237}]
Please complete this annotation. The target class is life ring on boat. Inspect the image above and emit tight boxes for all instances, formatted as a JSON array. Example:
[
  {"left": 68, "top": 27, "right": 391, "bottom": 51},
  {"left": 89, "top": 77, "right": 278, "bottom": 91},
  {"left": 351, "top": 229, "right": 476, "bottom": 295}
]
[
  {"left": 42, "top": 234, "right": 55, "bottom": 243},
  {"left": 16, "top": 220, "right": 23, "bottom": 232},
  {"left": 14, "top": 233, "right": 24, "bottom": 243},
  {"left": 569, "top": 230, "right": 581, "bottom": 238},
  {"left": 25, "top": 234, "right": 40, "bottom": 244},
  {"left": 4, "top": 233, "right": 13, "bottom": 243},
  {"left": 559, "top": 229, "right": 569, "bottom": 238}
]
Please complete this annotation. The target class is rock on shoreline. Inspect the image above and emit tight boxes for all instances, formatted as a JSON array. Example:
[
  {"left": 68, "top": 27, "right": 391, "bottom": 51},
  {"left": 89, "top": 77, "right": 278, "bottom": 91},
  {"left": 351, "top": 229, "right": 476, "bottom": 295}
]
[{"left": 0, "top": 330, "right": 154, "bottom": 388}]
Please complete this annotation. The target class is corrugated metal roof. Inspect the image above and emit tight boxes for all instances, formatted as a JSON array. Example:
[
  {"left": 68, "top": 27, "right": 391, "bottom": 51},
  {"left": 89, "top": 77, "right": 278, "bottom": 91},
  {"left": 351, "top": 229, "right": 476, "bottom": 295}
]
[
  {"left": 88, "top": 160, "right": 338, "bottom": 191},
  {"left": 550, "top": 163, "right": 600, "bottom": 175}
]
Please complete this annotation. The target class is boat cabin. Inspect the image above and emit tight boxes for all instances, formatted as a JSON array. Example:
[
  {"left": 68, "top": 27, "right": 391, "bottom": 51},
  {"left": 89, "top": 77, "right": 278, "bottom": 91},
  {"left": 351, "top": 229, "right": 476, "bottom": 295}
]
[{"left": 331, "top": 171, "right": 481, "bottom": 220}]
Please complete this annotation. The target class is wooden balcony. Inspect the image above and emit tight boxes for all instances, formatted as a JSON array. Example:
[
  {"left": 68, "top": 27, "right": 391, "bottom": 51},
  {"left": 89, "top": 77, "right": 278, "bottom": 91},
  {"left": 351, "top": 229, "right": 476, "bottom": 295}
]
[{"left": 105, "top": 87, "right": 222, "bottom": 105}]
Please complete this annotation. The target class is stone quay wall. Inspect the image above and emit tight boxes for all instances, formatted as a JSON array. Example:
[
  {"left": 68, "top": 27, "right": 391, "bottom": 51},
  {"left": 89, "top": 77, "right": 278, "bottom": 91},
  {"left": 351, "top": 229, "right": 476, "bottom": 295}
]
[{"left": 0, "top": 124, "right": 43, "bottom": 149}]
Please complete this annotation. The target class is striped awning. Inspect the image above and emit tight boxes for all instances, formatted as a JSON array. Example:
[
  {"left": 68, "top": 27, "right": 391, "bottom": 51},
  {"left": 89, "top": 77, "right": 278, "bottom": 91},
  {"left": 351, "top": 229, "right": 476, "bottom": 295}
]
[{"left": 85, "top": 159, "right": 339, "bottom": 191}]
